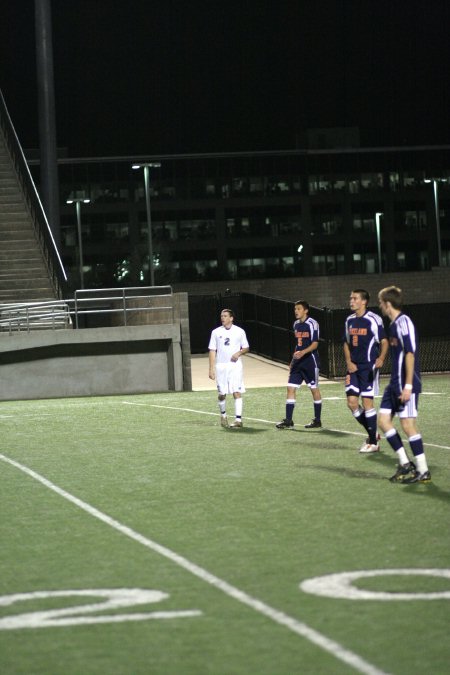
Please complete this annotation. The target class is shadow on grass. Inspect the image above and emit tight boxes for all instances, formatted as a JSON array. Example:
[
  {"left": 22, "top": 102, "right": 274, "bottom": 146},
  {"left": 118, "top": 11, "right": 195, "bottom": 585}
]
[
  {"left": 308, "top": 428, "right": 349, "bottom": 437},
  {"left": 278, "top": 428, "right": 351, "bottom": 437},
  {"left": 394, "top": 481, "right": 450, "bottom": 504},
  {"left": 299, "top": 463, "right": 385, "bottom": 480},
  {"left": 225, "top": 427, "right": 266, "bottom": 435},
  {"left": 299, "top": 460, "right": 450, "bottom": 503},
  {"left": 278, "top": 427, "right": 349, "bottom": 437}
]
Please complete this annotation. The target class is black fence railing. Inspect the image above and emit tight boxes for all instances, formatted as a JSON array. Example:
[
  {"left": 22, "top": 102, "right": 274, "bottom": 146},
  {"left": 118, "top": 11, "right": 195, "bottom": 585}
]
[{"left": 189, "top": 293, "right": 450, "bottom": 378}]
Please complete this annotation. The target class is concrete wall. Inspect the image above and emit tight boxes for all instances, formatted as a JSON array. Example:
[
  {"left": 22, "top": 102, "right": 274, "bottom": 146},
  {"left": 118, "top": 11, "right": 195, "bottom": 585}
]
[
  {"left": 173, "top": 267, "right": 450, "bottom": 307},
  {"left": 0, "top": 324, "right": 184, "bottom": 401}
]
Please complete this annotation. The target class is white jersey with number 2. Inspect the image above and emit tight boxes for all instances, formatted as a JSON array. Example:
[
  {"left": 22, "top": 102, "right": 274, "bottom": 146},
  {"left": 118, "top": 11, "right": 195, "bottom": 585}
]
[{"left": 208, "top": 324, "right": 249, "bottom": 394}]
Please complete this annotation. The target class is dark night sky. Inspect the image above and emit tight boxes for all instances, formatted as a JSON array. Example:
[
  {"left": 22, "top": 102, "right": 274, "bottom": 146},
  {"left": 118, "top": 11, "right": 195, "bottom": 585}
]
[{"left": 1, "top": 0, "right": 449, "bottom": 157}]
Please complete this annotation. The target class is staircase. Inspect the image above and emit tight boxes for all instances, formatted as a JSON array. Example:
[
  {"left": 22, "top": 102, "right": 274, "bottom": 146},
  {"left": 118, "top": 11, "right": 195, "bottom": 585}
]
[{"left": 0, "top": 91, "right": 66, "bottom": 305}]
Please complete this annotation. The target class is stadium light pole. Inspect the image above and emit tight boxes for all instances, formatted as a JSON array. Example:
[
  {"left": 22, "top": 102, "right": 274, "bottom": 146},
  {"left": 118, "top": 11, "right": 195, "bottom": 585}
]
[
  {"left": 132, "top": 162, "right": 161, "bottom": 286},
  {"left": 66, "top": 198, "right": 90, "bottom": 289},
  {"left": 375, "top": 212, "right": 383, "bottom": 274},
  {"left": 424, "top": 178, "right": 446, "bottom": 266}
]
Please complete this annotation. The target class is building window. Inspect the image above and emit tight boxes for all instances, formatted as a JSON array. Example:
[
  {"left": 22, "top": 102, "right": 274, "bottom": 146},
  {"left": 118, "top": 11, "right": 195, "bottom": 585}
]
[
  {"left": 352, "top": 252, "right": 379, "bottom": 274},
  {"left": 353, "top": 213, "right": 376, "bottom": 232},
  {"left": 361, "top": 173, "right": 384, "bottom": 190},
  {"left": 249, "top": 176, "right": 265, "bottom": 194},
  {"left": 440, "top": 249, "right": 450, "bottom": 266},
  {"left": 332, "top": 177, "right": 347, "bottom": 191},
  {"left": 395, "top": 247, "right": 429, "bottom": 271},
  {"left": 389, "top": 172, "right": 400, "bottom": 191},
  {"left": 402, "top": 172, "right": 422, "bottom": 189},
  {"left": 348, "top": 177, "right": 360, "bottom": 194},
  {"left": 308, "top": 176, "right": 332, "bottom": 194},
  {"left": 205, "top": 181, "right": 216, "bottom": 196},
  {"left": 400, "top": 210, "right": 427, "bottom": 231},
  {"left": 311, "top": 254, "right": 344, "bottom": 275},
  {"left": 311, "top": 208, "right": 343, "bottom": 235}
]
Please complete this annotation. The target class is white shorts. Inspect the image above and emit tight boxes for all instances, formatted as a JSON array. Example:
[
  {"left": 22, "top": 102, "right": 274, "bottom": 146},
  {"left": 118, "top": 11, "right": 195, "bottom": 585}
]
[{"left": 215, "top": 361, "right": 245, "bottom": 395}]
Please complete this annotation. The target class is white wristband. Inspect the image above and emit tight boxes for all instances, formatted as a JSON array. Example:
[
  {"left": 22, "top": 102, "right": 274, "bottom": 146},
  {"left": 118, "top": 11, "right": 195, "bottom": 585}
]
[{"left": 404, "top": 384, "right": 413, "bottom": 390}]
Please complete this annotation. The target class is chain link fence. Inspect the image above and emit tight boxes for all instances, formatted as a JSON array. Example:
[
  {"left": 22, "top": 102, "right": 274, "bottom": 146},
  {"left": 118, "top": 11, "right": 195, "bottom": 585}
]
[{"left": 189, "top": 292, "right": 450, "bottom": 378}]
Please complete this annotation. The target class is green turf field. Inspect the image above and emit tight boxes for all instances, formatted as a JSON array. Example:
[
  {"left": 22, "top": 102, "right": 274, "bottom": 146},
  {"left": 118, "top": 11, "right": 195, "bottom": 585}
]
[{"left": 1, "top": 375, "right": 449, "bottom": 675}]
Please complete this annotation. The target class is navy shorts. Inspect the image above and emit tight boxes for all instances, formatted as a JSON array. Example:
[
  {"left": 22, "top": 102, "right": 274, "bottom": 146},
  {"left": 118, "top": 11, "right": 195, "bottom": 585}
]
[
  {"left": 379, "top": 383, "right": 419, "bottom": 418},
  {"left": 288, "top": 357, "right": 319, "bottom": 388},
  {"left": 345, "top": 365, "right": 378, "bottom": 398}
]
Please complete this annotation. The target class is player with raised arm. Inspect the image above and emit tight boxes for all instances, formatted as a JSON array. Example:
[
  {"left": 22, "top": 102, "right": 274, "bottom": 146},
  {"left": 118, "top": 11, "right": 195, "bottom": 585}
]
[
  {"left": 276, "top": 300, "right": 323, "bottom": 430},
  {"left": 208, "top": 309, "right": 250, "bottom": 428},
  {"left": 344, "top": 289, "right": 388, "bottom": 453},
  {"left": 378, "top": 286, "right": 431, "bottom": 483}
]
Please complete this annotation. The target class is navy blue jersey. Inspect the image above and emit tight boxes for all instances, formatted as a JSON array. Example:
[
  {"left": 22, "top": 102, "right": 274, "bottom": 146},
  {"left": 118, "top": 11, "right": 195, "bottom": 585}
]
[
  {"left": 293, "top": 317, "right": 320, "bottom": 364},
  {"left": 388, "top": 313, "right": 422, "bottom": 395},
  {"left": 344, "top": 310, "right": 386, "bottom": 367}
]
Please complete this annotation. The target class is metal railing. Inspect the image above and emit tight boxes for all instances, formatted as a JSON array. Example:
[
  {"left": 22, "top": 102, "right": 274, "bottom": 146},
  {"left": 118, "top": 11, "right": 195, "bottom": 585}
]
[
  {"left": 71, "top": 286, "right": 174, "bottom": 328},
  {"left": 0, "top": 300, "right": 72, "bottom": 334},
  {"left": 0, "top": 286, "right": 175, "bottom": 334}
]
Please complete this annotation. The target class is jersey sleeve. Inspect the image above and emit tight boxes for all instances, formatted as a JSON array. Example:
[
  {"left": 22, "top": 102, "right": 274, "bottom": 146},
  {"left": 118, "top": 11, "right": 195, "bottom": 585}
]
[
  {"left": 240, "top": 329, "right": 250, "bottom": 350},
  {"left": 309, "top": 318, "right": 319, "bottom": 342},
  {"left": 377, "top": 318, "right": 386, "bottom": 341},
  {"left": 208, "top": 330, "right": 217, "bottom": 351},
  {"left": 343, "top": 317, "right": 350, "bottom": 344},
  {"left": 398, "top": 316, "right": 417, "bottom": 354}
]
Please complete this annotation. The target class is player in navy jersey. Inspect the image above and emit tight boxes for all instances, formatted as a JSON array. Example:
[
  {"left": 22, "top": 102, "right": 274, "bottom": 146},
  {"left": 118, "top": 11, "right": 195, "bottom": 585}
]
[
  {"left": 377, "top": 286, "right": 431, "bottom": 483},
  {"left": 344, "top": 289, "right": 388, "bottom": 453},
  {"left": 276, "top": 300, "right": 323, "bottom": 429}
]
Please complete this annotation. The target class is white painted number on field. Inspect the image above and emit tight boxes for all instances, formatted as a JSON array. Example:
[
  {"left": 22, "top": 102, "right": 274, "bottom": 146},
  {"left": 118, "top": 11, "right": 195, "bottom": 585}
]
[
  {"left": 300, "top": 569, "right": 450, "bottom": 601},
  {"left": 0, "top": 588, "right": 202, "bottom": 630}
]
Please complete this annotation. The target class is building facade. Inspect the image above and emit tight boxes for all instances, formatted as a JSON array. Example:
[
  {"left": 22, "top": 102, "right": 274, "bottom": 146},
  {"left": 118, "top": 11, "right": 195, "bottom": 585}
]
[{"left": 29, "top": 145, "right": 450, "bottom": 291}]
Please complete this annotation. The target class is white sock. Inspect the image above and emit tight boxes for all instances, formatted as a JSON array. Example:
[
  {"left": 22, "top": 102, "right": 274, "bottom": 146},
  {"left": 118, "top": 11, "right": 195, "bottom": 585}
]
[
  {"left": 234, "top": 397, "right": 243, "bottom": 418},
  {"left": 415, "top": 454, "right": 429, "bottom": 474},
  {"left": 396, "top": 447, "right": 410, "bottom": 465}
]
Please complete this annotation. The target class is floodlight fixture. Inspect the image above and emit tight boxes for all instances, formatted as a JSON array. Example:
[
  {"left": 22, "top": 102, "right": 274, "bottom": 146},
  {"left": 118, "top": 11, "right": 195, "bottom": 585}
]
[
  {"left": 375, "top": 212, "right": 383, "bottom": 274},
  {"left": 131, "top": 162, "right": 162, "bottom": 285},
  {"left": 66, "top": 198, "right": 91, "bottom": 288},
  {"left": 424, "top": 178, "right": 445, "bottom": 265}
]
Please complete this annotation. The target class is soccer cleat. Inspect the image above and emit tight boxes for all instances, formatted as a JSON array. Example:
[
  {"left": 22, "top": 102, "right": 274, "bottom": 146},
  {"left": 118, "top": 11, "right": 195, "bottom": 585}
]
[
  {"left": 276, "top": 418, "right": 294, "bottom": 429},
  {"left": 389, "top": 461, "right": 416, "bottom": 483},
  {"left": 365, "top": 433, "right": 381, "bottom": 444},
  {"left": 220, "top": 415, "right": 229, "bottom": 428},
  {"left": 304, "top": 419, "right": 322, "bottom": 429},
  {"left": 359, "top": 442, "right": 380, "bottom": 454},
  {"left": 402, "top": 470, "right": 431, "bottom": 484},
  {"left": 230, "top": 420, "right": 243, "bottom": 428}
]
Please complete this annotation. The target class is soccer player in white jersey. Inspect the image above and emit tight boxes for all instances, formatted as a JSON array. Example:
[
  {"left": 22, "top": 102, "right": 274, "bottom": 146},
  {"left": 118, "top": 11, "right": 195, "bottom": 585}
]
[
  {"left": 208, "top": 309, "right": 250, "bottom": 428},
  {"left": 378, "top": 286, "right": 431, "bottom": 483},
  {"left": 344, "top": 289, "right": 388, "bottom": 453}
]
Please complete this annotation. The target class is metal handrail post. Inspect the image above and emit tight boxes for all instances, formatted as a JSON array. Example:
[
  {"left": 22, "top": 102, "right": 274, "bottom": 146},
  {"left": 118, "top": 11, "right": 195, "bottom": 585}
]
[{"left": 74, "top": 293, "right": 79, "bottom": 329}]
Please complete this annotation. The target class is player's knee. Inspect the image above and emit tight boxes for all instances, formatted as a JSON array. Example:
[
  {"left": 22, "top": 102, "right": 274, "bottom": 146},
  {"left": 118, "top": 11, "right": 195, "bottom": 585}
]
[
  {"left": 362, "top": 398, "right": 374, "bottom": 411},
  {"left": 400, "top": 418, "right": 417, "bottom": 436},
  {"left": 378, "top": 414, "right": 390, "bottom": 432},
  {"left": 346, "top": 397, "right": 358, "bottom": 411}
]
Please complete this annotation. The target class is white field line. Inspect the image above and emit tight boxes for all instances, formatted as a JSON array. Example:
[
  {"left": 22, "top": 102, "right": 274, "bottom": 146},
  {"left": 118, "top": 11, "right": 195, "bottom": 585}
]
[
  {"left": 0, "top": 413, "right": 54, "bottom": 420},
  {"left": 0, "top": 453, "right": 389, "bottom": 675},
  {"left": 122, "top": 402, "right": 450, "bottom": 451}
]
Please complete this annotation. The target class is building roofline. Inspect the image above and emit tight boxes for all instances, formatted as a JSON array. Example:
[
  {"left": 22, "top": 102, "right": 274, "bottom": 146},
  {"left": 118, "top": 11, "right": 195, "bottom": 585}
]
[{"left": 27, "top": 144, "right": 450, "bottom": 166}]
